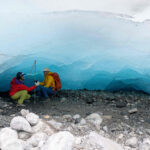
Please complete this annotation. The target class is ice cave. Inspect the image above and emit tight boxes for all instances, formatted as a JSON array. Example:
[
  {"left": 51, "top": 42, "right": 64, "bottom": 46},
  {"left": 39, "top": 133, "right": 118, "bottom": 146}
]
[{"left": 0, "top": 11, "right": 150, "bottom": 93}]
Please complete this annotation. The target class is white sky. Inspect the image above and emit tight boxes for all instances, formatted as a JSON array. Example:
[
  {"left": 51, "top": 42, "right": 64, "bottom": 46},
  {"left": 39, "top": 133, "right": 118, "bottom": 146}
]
[{"left": 0, "top": 0, "right": 150, "bottom": 21}]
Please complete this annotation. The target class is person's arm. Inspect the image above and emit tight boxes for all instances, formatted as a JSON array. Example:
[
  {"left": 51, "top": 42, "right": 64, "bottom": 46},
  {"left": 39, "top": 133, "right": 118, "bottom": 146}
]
[
  {"left": 16, "top": 84, "right": 36, "bottom": 92},
  {"left": 40, "top": 80, "right": 45, "bottom": 86},
  {"left": 26, "top": 85, "right": 36, "bottom": 92}
]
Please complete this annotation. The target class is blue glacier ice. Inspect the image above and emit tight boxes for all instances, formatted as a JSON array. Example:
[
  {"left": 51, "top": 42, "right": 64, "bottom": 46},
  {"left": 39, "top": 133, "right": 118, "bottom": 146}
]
[{"left": 0, "top": 11, "right": 150, "bottom": 93}]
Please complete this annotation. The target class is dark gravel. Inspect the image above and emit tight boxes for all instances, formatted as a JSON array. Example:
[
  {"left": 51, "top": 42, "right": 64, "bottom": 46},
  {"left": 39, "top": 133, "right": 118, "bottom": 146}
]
[{"left": 0, "top": 90, "right": 150, "bottom": 139}]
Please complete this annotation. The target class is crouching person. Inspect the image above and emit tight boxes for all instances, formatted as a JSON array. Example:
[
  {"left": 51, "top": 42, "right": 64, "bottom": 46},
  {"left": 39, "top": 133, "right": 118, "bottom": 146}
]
[
  {"left": 38, "top": 68, "right": 56, "bottom": 101},
  {"left": 9, "top": 72, "right": 40, "bottom": 105}
]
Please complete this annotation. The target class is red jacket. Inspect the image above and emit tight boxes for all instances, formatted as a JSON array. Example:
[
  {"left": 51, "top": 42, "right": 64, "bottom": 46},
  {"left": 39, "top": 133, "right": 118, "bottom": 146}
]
[{"left": 9, "top": 77, "right": 36, "bottom": 96}]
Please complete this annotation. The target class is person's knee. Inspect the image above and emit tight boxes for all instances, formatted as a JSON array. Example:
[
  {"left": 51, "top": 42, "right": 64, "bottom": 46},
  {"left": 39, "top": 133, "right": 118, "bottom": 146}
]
[
  {"left": 11, "top": 95, "right": 17, "bottom": 100},
  {"left": 37, "top": 86, "right": 42, "bottom": 90},
  {"left": 40, "top": 86, "right": 46, "bottom": 90},
  {"left": 22, "top": 90, "right": 28, "bottom": 95}
]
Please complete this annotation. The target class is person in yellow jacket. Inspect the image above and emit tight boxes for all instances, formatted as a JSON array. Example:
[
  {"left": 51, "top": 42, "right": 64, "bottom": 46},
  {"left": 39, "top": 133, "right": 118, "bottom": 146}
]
[{"left": 38, "top": 68, "right": 55, "bottom": 100}]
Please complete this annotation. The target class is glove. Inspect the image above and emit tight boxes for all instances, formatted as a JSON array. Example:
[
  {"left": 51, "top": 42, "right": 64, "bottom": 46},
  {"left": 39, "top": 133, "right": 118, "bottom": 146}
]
[{"left": 35, "top": 81, "right": 40, "bottom": 86}]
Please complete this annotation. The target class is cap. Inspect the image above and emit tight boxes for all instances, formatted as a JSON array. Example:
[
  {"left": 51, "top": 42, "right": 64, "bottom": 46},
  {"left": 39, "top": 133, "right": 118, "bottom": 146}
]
[
  {"left": 16, "top": 72, "right": 25, "bottom": 79},
  {"left": 43, "top": 68, "right": 50, "bottom": 72}
]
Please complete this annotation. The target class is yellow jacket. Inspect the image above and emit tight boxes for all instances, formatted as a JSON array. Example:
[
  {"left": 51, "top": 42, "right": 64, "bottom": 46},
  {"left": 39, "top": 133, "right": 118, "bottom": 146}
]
[{"left": 40, "top": 72, "right": 55, "bottom": 88}]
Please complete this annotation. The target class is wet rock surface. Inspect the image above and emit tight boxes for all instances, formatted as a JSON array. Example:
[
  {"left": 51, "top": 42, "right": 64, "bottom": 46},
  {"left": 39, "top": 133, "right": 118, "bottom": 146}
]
[{"left": 0, "top": 90, "right": 150, "bottom": 149}]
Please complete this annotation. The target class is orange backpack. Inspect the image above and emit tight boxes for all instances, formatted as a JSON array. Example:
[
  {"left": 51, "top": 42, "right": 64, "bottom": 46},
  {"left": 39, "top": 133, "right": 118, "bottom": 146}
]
[{"left": 51, "top": 72, "right": 62, "bottom": 91}]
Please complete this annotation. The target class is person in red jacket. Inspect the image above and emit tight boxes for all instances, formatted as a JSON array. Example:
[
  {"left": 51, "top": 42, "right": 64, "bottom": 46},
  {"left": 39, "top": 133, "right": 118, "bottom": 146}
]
[{"left": 10, "top": 72, "right": 39, "bottom": 105}]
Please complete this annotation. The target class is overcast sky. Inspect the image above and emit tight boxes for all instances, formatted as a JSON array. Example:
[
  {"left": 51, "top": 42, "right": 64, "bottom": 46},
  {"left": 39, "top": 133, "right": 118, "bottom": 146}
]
[{"left": 0, "top": 0, "right": 150, "bottom": 21}]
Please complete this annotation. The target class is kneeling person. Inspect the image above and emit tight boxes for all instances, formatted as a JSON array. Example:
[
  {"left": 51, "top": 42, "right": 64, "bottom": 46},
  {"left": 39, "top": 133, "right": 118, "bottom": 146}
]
[{"left": 9, "top": 72, "right": 39, "bottom": 105}]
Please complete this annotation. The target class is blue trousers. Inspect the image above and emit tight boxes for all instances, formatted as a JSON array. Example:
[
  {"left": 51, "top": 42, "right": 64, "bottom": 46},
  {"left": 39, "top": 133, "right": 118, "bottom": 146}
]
[{"left": 37, "top": 86, "right": 54, "bottom": 98}]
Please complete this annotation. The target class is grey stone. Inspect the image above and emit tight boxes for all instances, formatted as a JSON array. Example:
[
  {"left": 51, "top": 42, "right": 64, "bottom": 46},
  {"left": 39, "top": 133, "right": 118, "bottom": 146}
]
[
  {"left": 27, "top": 132, "right": 47, "bottom": 147},
  {"left": 10, "top": 116, "right": 32, "bottom": 133},
  {"left": 73, "top": 114, "right": 81, "bottom": 120},
  {"left": 26, "top": 113, "right": 39, "bottom": 126},
  {"left": 80, "top": 118, "right": 87, "bottom": 125},
  {"left": 60, "top": 97, "right": 67, "bottom": 103},
  {"left": 32, "top": 120, "right": 56, "bottom": 136},
  {"left": 20, "top": 109, "right": 29, "bottom": 117},
  {"left": 48, "top": 120, "right": 63, "bottom": 130},
  {"left": 79, "top": 131, "right": 124, "bottom": 150},
  {"left": 145, "top": 129, "right": 150, "bottom": 135},
  {"left": 2, "top": 139, "right": 24, "bottom": 150},
  {"left": 125, "top": 137, "right": 138, "bottom": 148},
  {"left": 0, "top": 127, "right": 18, "bottom": 148},
  {"left": 18, "top": 131, "right": 31, "bottom": 140},
  {"left": 86, "top": 113, "right": 103, "bottom": 130},
  {"left": 41, "top": 131, "right": 75, "bottom": 150},
  {"left": 63, "top": 114, "right": 73, "bottom": 122},
  {"left": 116, "top": 102, "right": 127, "bottom": 108},
  {"left": 128, "top": 108, "right": 138, "bottom": 114}
]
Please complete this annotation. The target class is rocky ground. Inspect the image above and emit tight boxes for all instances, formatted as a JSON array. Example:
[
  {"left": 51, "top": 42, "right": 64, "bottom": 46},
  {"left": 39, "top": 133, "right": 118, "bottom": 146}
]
[{"left": 0, "top": 90, "right": 150, "bottom": 150}]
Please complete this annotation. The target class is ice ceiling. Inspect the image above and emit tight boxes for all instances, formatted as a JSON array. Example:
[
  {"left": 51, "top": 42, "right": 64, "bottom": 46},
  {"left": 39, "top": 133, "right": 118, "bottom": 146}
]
[{"left": 0, "top": 11, "right": 150, "bottom": 93}]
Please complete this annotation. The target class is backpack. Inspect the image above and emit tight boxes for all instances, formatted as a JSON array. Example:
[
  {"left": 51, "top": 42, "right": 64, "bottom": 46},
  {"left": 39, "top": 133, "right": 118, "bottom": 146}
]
[{"left": 51, "top": 72, "right": 62, "bottom": 91}]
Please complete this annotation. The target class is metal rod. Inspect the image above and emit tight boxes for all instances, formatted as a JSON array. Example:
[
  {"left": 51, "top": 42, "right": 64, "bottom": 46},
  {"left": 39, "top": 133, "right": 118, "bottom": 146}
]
[{"left": 34, "top": 60, "right": 36, "bottom": 104}]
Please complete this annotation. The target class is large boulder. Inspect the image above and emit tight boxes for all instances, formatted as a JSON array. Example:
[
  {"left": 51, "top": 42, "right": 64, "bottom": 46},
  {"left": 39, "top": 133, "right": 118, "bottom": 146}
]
[
  {"left": 26, "top": 113, "right": 39, "bottom": 126},
  {"left": 10, "top": 116, "right": 32, "bottom": 133},
  {"left": 2, "top": 139, "right": 23, "bottom": 150},
  {"left": 41, "top": 131, "right": 75, "bottom": 150},
  {"left": 0, "top": 127, "right": 18, "bottom": 148}
]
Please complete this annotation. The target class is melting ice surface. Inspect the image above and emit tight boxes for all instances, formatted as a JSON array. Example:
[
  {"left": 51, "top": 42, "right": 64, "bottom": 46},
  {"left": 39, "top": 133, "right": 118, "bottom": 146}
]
[{"left": 1, "top": 11, "right": 150, "bottom": 92}]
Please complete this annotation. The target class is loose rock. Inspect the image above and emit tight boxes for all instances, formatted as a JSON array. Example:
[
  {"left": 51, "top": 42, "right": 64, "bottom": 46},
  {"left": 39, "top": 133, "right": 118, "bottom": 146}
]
[
  {"left": 48, "top": 120, "right": 63, "bottom": 130},
  {"left": 26, "top": 113, "right": 39, "bottom": 126},
  {"left": 32, "top": 120, "right": 56, "bottom": 136},
  {"left": 10, "top": 116, "right": 32, "bottom": 133},
  {"left": 86, "top": 113, "right": 103, "bottom": 130},
  {"left": 128, "top": 108, "right": 138, "bottom": 114},
  {"left": 0, "top": 127, "right": 18, "bottom": 148},
  {"left": 27, "top": 132, "right": 47, "bottom": 147},
  {"left": 125, "top": 137, "right": 138, "bottom": 148},
  {"left": 21, "top": 109, "right": 29, "bottom": 117},
  {"left": 41, "top": 131, "right": 75, "bottom": 150},
  {"left": 2, "top": 139, "right": 24, "bottom": 150},
  {"left": 18, "top": 131, "right": 31, "bottom": 140}
]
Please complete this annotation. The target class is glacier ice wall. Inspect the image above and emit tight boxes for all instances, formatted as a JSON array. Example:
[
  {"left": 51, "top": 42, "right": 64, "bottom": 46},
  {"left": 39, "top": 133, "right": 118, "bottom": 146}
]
[{"left": 0, "top": 11, "right": 150, "bottom": 92}]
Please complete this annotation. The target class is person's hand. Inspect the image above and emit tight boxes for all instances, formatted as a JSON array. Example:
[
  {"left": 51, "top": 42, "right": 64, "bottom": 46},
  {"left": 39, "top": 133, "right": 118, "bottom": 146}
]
[{"left": 35, "top": 81, "right": 40, "bottom": 86}]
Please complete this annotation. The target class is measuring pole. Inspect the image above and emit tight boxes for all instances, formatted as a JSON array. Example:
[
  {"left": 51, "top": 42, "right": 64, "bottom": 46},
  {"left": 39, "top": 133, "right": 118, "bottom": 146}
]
[{"left": 34, "top": 60, "right": 36, "bottom": 104}]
